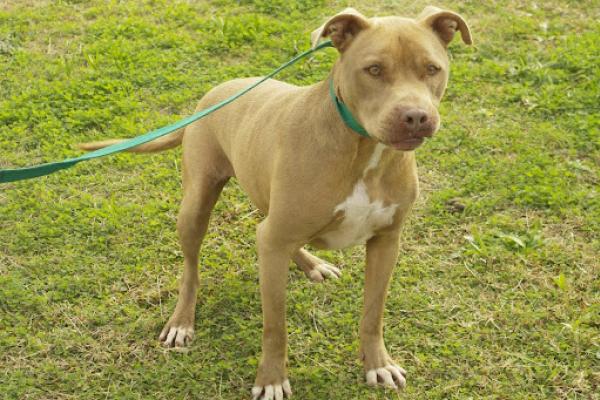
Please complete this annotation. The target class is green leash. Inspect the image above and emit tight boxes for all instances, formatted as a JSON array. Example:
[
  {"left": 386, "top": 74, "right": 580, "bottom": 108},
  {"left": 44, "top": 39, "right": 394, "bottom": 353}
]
[{"left": 0, "top": 40, "right": 368, "bottom": 184}]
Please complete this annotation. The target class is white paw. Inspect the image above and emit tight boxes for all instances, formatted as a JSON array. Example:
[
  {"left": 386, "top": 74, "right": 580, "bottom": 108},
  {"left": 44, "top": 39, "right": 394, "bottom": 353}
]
[
  {"left": 307, "top": 263, "right": 341, "bottom": 282},
  {"left": 252, "top": 380, "right": 292, "bottom": 400},
  {"left": 159, "top": 326, "right": 194, "bottom": 347},
  {"left": 366, "top": 364, "right": 406, "bottom": 389}
]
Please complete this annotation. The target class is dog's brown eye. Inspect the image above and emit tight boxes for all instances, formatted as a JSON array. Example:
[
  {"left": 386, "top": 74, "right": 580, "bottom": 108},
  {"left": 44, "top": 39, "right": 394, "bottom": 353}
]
[
  {"left": 426, "top": 64, "right": 441, "bottom": 76},
  {"left": 366, "top": 65, "right": 382, "bottom": 77}
]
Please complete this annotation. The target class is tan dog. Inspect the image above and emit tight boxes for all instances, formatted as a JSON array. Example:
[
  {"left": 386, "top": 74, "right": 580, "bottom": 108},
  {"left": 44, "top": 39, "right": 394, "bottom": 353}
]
[{"left": 80, "top": 6, "right": 471, "bottom": 399}]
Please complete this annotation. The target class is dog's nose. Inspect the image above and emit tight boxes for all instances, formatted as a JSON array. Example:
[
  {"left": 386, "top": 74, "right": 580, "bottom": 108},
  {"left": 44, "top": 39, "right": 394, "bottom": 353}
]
[
  {"left": 391, "top": 106, "right": 437, "bottom": 141},
  {"left": 402, "top": 109, "right": 429, "bottom": 133}
]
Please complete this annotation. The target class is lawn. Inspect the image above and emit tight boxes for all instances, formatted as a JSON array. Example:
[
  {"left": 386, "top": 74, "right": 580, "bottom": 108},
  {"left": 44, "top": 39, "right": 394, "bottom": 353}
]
[{"left": 0, "top": 0, "right": 598, "bottom": 399}]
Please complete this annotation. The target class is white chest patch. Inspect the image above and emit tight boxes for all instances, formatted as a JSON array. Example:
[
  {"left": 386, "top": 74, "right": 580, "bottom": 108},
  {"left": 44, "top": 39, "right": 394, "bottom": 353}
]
[{"left": 320, "top": 144, "right": 398, "bottom": 249}]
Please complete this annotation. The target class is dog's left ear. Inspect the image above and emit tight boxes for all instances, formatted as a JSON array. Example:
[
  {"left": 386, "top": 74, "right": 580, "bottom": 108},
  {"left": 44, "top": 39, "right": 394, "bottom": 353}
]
[
  {"left": 418, "top": 6, "right": 472, "bottom": 46},
  {"left": 311, "top": 8, "right": 371, "bottom": 51}
]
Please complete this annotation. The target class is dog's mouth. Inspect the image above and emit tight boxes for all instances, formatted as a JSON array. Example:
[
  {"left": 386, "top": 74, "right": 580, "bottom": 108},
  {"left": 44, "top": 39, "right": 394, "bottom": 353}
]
[{"left": 388, "top": 137, "right": 425, "bottom": 151}]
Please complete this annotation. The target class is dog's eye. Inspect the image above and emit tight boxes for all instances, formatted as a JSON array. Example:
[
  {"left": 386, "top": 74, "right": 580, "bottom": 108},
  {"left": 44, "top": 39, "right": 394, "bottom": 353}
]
[
  {"left": 366, "top": 64, "right": 382, "bottom": 77},
  {"left": 426, "top": 64, "right": 441, "bottom": 76}
]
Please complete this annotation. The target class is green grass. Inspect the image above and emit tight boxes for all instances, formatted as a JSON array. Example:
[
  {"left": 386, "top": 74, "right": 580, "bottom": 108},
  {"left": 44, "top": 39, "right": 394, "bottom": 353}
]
[{"left": 1, "top": 0, "right": 598, "bottom": 399}]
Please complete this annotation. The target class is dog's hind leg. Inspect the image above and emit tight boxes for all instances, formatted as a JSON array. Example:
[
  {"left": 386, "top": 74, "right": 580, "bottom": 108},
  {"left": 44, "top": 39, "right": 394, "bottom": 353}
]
[
  {"left": 292, "top": 248, "right": 341, "bottom": 282},
  {"left": 160, "top": 134, "right": 231, "bottom": 347}
]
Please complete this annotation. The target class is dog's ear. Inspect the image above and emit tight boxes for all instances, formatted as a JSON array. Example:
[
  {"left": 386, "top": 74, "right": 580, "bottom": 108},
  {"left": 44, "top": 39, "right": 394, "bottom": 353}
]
[
  {"left": 418, "top": 6, "right": 472, "bottom": 46},
  {"left": 311, "top": 8, "right": 370, "bottom": 51}
]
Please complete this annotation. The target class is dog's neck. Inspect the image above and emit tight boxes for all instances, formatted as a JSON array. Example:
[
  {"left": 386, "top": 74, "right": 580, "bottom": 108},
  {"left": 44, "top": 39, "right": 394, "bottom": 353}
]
[{"left": 301, "top": 74, "right": 369, "bottom": 143}]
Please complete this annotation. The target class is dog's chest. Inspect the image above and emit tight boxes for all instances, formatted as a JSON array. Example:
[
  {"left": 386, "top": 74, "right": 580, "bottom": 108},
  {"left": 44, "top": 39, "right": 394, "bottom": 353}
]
[{"left": 319, "top": 145, "right": 399, "bottom": 249}]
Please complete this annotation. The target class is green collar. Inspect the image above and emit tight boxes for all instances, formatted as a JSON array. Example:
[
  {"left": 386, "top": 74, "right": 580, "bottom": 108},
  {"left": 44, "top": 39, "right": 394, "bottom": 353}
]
[{"left": 329, "top": 78, "right": 370, "bottom": 138}]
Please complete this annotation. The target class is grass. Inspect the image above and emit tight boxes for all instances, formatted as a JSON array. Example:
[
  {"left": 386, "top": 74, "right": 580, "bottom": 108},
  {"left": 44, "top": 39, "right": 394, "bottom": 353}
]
[{"left": 0, "top": 0, "right": 598, "bottom": 399}]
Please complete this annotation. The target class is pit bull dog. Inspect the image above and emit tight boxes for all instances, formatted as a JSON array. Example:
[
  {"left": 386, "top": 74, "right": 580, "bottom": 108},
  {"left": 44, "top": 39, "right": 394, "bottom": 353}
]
[{"left": 80, "top": 6, "right": 472, "bottom": 399}]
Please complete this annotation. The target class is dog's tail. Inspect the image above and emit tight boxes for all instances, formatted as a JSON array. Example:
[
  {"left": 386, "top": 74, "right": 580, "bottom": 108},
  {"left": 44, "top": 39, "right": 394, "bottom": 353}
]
[{"left": 77, "top": 128, "right": 184, "bottom": 153}]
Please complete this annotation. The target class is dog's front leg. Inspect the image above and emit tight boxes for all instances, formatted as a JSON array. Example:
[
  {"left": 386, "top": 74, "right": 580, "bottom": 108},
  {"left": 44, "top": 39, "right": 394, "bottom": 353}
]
[
  {"left": 252, "top": 220, "right": 294, "bottom": 400},
  {"left": 360, "top": 232, "right": 407, "bottom": 390}
]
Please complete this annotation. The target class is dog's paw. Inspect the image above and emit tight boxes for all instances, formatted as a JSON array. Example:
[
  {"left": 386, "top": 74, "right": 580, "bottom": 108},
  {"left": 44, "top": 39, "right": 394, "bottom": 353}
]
[
  {"left": 159, "top": 324, "right": 194, "bottom": 347},
  {"left": 366, "top": 364, "right": 406, "bottom": 390},
  {"left": 306, "top": 263, "right": 341, "bottom": 282},
  {"left": 252, "top": 380, "right": 292, "bottom": 400}
]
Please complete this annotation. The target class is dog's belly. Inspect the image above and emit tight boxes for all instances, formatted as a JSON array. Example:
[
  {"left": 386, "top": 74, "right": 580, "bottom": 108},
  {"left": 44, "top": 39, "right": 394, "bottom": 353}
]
[{"left": 317, "top": 180, "right": 398, "bottom": 250}]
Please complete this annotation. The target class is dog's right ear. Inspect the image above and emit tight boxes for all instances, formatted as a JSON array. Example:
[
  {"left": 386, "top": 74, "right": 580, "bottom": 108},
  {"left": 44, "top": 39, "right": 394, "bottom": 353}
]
[
  {"left": 311, "top": 8, "right": 370, "bottom": 51},
  {"left": 418, "top": 6, "right": 472, "bottom": 46}
]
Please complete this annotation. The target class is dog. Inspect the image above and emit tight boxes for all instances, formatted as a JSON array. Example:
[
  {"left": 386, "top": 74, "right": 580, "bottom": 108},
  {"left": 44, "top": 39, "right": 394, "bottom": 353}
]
[{"left": 80, "top": 6, "right": 472, "bottom": 399}]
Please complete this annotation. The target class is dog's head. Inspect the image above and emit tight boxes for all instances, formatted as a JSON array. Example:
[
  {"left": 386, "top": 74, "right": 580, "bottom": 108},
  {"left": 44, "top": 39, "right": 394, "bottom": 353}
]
[{"left": 312, "top": 6, "right": 472, "bottom": 150}]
